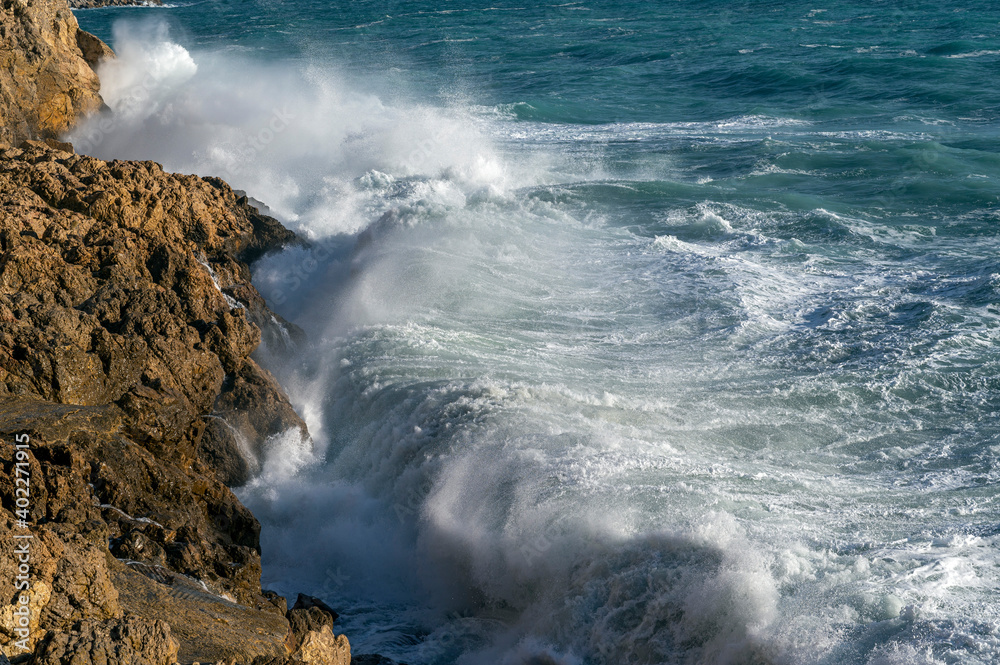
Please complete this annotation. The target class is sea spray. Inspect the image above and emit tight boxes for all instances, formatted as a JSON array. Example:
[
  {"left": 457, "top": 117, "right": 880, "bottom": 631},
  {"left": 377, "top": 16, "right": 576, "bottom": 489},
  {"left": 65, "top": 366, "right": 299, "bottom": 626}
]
[{"left": 69, "top": 19, "right": 509, "bottom": 230}]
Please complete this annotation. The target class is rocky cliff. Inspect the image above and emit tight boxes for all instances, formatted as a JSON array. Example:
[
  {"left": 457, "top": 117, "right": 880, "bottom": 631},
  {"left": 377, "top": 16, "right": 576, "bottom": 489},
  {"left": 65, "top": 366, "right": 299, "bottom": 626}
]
[
  {"left": 0, "top": 0, "right": 107, "bottom": 146},
  {"left": 0, "top": 141, "right": 352, "bottom": 664},
  {"left": 0, "top": 1, "right": 355, "bottom": 663}
]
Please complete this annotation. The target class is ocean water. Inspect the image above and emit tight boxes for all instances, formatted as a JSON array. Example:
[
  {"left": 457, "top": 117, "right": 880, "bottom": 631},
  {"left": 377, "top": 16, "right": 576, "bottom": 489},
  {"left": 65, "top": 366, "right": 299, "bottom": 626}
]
[{"left": 73, "top": 2, "right": 1000, "bottom": 664}]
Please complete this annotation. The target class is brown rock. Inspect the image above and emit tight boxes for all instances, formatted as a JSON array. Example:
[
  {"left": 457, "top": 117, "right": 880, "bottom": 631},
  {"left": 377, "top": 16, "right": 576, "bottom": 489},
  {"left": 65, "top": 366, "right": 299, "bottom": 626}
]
[
  {"left": 257, "top": 626, "right": 351, "bottom": 665},
  {"left": 0, "top": 3, "right": 327, "bottom": 663},
  {"left": 43, "top": 137, "right": 75, "bottom": 153},
  {"left": 111, "top": 560, "right": 289, "bottom": 664},
  {"left": 75, "top": 29, "right": 115, "bottom": 70},
  {"left": 32, "top": 614, "right": 179, "bottom": 665},
  {"left": 0, "top": 520, "right": 120, "bottom": 653},
  {"left": 0, "top": 0, "right": 105, "bottom": 145},
  {"left": 0, "top": 399, "right": 269, "bottom": 608},
  {"left": 0, "top": 141, "right": 306, "bottom": 469},
  {"left": 287, "top": 607, "right": 335, "bottom": 652},
  {"left": 292, "top": 594, "right": 339, "bottom": 621},
  {"left": 0, "top": 137, "right": 309, "bottom": 658},
  {"left": 298, "top": 627, "right": 351, "bottom": 665},
  {"left": 199, "top": 416, "right": 258, "bottom": 487}
]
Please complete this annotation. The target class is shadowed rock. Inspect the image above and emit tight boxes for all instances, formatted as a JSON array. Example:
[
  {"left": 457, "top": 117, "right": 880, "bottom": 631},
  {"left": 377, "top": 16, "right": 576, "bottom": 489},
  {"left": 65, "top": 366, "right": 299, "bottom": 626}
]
[
  {"left": 287, "top": 598, "right": 339, "bottom": 653},
  {"left": 76, "top": 29, "right": 116, "bottom": 70}
]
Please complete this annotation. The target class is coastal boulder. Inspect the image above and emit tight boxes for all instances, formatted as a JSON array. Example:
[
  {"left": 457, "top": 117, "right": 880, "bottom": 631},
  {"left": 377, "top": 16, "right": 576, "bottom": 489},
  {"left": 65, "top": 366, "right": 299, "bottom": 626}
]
[
  {"left": 297, "top": 627, "right": 351, "bottom": 665},
  {"left": 286, "top": 594, "right": 339, "bottom": 652},
  {"left": 256, "top": 626, "right": 351, "bottom": 665},
  {"left": 76, "top": 29, "right": 117, "bottom": 70}
]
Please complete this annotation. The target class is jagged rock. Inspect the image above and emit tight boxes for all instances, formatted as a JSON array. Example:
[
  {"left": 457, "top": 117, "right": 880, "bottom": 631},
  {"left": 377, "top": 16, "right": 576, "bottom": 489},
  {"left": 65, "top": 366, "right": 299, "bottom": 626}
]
[
  {"left": 0, "top": 411, "right": 124, "bottom": 654},
  {"left": 0, "top": 137, "right": 307, "bottom": 657},
  {"left": 288, "top": 605, "right": 335, "bottom": 632},
  {"left": 0, "top": 399, "right": 284, "bottom": 655},
  {"left": 76, "top": 29, "right": 116, "bottom": 70},
  {"left": 110, "top": 559, "right": 289, "bottom": 664},
  {"left": 32, "top": 614, "right": 178, "bottom": 665},
  {"left": 43, "top": 137, "right": 75, "bottom": 153},
  {"left": 257, "top": 626, "right": 351, "bottom": 665},
  {"left": 286, "top": 594, "right": 339, "bottom": 652},
  {"left": 263, "top": 590, "right": 289, "bottom": 615},
  {"left": 291, "top": 594, "right": 339, "bottom": 620},
  {"left": 199, "top": 416, "right": 258, "bottom": 487},
  {"left": 0, "top": 0, "right": 106, "bottom": 145},
  {"left": 298, "top": 627, "right": 351, "bottom": 665},
  {"left": 0, "top": 2, "right": 340, "bottom": 664},
  {"left": 0, "top": 141, "right": 307, "bottom": 473},
  {"left": 287, "top": 608, "right": 334, "bottom": 652}
]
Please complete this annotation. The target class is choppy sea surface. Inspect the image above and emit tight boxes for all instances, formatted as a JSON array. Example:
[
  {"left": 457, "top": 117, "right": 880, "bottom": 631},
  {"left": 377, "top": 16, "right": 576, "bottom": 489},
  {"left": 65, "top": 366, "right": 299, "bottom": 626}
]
[{"left": 74, "top": 2, "right": 1000, "bottom": 664}]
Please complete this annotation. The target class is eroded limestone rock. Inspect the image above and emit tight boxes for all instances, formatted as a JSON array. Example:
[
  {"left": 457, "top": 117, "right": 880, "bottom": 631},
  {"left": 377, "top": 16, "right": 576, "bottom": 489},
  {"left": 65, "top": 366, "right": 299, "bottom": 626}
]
[
  {"left": 32, "top": 614, "right": 179, "bottom": 665},
  {"left": 0, "top": 140, "right": 308, "bottom": 659},
  {"left": 0, "top": 0, "right": 108, "bottom": 145}
]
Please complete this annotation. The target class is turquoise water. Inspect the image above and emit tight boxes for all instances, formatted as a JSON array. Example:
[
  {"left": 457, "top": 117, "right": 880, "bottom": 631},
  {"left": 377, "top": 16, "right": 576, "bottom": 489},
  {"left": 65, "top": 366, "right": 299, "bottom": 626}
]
[{"left": 76, "top": 3, "right": 1000, "bottom": 664}]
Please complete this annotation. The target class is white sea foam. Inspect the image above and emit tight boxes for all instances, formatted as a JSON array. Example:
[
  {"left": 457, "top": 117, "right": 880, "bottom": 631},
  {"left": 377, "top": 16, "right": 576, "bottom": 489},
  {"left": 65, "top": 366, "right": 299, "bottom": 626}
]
[{"left": 943, "top": 50, "right": 1000, "bottom": 59}]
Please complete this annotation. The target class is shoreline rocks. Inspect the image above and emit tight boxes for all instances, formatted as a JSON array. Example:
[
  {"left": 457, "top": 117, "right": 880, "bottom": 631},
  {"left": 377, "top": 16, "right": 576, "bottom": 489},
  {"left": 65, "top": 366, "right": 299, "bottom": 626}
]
[
  {"left": 0, "top": 141, "right": 346, "bottom": 662},
  {"left": 0, "top": 141, "right": 309, "bottom": 467},
  {"left": 0, "top": 0, "right": 356, "bottom": 661}
]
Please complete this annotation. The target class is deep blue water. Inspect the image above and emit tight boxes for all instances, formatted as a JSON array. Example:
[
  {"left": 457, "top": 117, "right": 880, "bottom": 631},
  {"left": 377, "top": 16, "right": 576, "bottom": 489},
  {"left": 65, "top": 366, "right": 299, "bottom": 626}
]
[{"left": 76, "top": 3, "right": 1000, "bottom": 664}]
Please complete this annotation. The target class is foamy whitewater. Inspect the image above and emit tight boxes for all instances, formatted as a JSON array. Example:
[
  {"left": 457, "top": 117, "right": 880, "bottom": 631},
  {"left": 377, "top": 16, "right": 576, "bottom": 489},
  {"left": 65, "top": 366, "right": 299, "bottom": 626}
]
[{"left": 73, "top": 3, "right": 1000, "bottom": 664}]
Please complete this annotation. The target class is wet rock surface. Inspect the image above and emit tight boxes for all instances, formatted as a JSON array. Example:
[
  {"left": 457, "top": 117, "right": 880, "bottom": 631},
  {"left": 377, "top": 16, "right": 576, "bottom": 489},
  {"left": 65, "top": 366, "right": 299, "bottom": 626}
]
[{"left": 0, "top": 142, "right": 326, "bottom": 661}]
